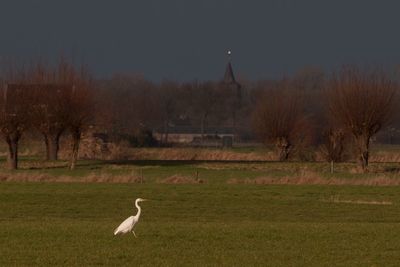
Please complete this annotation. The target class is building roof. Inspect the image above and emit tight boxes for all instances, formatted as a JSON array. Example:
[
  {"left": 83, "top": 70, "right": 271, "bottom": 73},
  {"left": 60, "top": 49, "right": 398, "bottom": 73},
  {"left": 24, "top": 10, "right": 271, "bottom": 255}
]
[
  {"left": 155, "top": 126, "right": 234, "bottom": 135},
  {"left": 223, "top": 62, "right": 237, "bottom": 84}
]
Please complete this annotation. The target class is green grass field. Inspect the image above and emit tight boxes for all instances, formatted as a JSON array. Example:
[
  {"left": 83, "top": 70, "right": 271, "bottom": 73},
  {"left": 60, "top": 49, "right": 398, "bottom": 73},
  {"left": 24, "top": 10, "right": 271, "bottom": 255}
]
[{"left": 1, "top": 180, "right": 400, "bottom": 266}]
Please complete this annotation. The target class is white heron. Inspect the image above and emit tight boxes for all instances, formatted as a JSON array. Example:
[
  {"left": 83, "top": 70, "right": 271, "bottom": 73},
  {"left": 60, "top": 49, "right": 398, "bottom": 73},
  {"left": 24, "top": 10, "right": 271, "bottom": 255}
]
[{"left": 114, "top": 198, "right": 148, "bottom": 237}]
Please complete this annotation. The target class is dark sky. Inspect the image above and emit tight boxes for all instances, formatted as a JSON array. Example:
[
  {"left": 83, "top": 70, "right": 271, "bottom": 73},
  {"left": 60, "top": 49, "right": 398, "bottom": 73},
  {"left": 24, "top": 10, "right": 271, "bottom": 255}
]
[{"left": 1, "top": 0, "right": 400, "bottom": 81}]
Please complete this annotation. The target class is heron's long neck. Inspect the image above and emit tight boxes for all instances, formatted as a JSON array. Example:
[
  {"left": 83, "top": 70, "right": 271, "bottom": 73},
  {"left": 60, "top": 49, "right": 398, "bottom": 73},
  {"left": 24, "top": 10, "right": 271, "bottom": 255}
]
[{"left": 135, "top": 201, "right": 141, "bottom": 217}]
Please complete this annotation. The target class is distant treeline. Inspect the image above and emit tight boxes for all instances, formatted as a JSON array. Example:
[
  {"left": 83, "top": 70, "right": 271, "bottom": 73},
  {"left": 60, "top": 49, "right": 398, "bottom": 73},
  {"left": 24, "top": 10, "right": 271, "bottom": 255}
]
[{"left": 1, "top": 60, "right": 399, "bottom": 171}]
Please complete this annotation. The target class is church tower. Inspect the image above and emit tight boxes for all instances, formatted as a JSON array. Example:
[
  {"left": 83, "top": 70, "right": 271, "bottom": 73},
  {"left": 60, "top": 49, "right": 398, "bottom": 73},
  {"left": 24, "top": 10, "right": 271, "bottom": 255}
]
[
  {"left": 222, "top": 51, "right": 242, "bottom": 143},
  {"left": 223, "top": 50, "right": 242, "bottom": 100}
]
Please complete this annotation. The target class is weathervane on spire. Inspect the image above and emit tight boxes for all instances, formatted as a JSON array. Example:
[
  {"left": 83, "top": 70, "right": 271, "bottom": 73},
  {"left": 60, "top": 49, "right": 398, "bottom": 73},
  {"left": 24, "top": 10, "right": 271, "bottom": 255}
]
[{"left": 227, "top": 50, "right": 232, "bottom": 62}]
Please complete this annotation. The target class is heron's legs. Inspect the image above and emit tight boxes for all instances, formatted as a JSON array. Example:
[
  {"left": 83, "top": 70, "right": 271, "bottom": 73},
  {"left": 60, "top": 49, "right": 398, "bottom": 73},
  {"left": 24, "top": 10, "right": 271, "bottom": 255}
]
[{"left": 132, "top": 231, "right": 137, "bottom": 238}]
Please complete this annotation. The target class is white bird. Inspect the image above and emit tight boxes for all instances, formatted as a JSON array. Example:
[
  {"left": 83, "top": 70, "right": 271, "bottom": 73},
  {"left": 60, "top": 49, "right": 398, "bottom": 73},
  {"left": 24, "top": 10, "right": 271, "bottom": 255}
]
[{"left": 114, "top": 198, "right": 148, "bottom": 237}]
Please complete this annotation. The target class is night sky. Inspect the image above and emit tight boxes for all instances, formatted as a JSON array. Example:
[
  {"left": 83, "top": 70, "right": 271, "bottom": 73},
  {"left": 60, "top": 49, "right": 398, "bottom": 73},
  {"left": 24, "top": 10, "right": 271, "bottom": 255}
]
[{"left": 1, "top": 0, "right": 399, "bottom": 81}]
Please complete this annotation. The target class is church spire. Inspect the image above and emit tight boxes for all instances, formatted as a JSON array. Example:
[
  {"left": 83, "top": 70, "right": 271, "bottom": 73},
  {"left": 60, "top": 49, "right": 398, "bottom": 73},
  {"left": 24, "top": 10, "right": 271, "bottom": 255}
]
[
  {"left": 224, "top": 50, "right": 237, "bottom": 84},
  {"left": 227, "top": 50, "right": 232, "bottom": 62}
]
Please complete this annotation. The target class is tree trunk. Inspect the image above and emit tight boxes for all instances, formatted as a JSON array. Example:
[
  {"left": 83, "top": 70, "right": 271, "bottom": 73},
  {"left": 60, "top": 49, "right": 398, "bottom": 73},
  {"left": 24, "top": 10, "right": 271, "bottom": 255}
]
[
  {"left": 6, "top": 134, "right": 19, "bottom": 170},
  {"left": 163, "top": 120, "right": 169, "bottom": 145},
  {"left": 45, "top": 133, "right": 61, "bottom": 161},
  {"left": 69, "top": 130, "right": 81, "bottom": 170},
  {"left": 232, "top": 110, "right": 237, "bottom": 144},
  {"left": 200, "top": 113, "right": 207, "bottom": 145},
  {"left": 355, "top": 135, "right": 370, "bottom": 172},
  {"left": 276, "top": 137, "right": 291, "bottom": 161}
]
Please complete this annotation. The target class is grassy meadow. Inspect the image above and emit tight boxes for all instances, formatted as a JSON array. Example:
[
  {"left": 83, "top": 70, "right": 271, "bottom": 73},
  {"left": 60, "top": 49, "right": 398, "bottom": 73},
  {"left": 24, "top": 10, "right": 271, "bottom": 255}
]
[
  {"left": 1, "top": 147, "right": 400, "bottom": 266},
  {"left": 1, "top": 182, "right": 400, "bottom": 266}
]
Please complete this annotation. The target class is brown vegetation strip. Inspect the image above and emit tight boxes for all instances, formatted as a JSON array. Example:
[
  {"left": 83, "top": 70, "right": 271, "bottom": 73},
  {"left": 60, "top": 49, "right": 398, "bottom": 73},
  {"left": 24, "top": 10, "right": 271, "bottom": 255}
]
[
  {"left": 370, "top": 153, "right": 400, "bottom": 163},
  {"left": 0, "top": 173, "right": 145, "bottom": 183},
  {"left": 0, "top": 173, "right": 205, "bottom": 184},
  {"left": 227, "top": 175, "right": 400, "bottom": 186},
  {"left": 158, "top": 175, "right": 204, "bottom": 184},
  {"left": 129, "top": 148, "right": 275, "bottom": 161}
]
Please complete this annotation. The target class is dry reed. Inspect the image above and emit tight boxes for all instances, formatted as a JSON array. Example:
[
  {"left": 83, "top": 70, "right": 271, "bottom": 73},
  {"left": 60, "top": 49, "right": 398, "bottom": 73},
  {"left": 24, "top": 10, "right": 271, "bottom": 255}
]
[
  {"left": 0, "top": 173, "right": 144, "bottom": 183},
  {"left": 129, "top": 148, "right": 275, "bottom": 161},
  {"left": 158, "top": 175, "right": 204, "bottom": 184},
  {"left": 227, "top": 170, "right": 400, "bottom": 186}
]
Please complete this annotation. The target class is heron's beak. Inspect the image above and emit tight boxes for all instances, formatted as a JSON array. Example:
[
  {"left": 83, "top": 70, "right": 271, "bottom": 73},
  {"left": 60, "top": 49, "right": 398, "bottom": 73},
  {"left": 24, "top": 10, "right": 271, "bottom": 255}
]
[{"left": 141, "top": 199, "right": 149, "bottom": 201}]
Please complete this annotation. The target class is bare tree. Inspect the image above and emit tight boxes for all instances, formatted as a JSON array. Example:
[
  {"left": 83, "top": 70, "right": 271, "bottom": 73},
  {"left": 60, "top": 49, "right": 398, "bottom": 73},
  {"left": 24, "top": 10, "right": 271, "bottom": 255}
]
[
  {"left": 67, "top": 68, "right": 94, "bottom": 170},
  {"left": 328, "top": 66, "right": 397, "bottom": 171},
  {"left": 30, "top": 60, "right": 76, "bottom": 161},
  {"left": 319, "top": 128, "right": 346, "bottom": 173},
  {"left": 0, "top": 83, "right": 31, "bottom": 169},
  {"left": 95, "top": 73, "right": 159, "bottom": 143},
  {"left": 186, "top": 81, "right": 223, "bottom": 143},
  {"left": 252, "top": 80, "right": 307, "bottom": 161},
  {"left": 157, "top": 80, "right": 181, "bottom": 145},
  {"left": 0, "top": 64, "right": 33, "bottom": 169}
]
